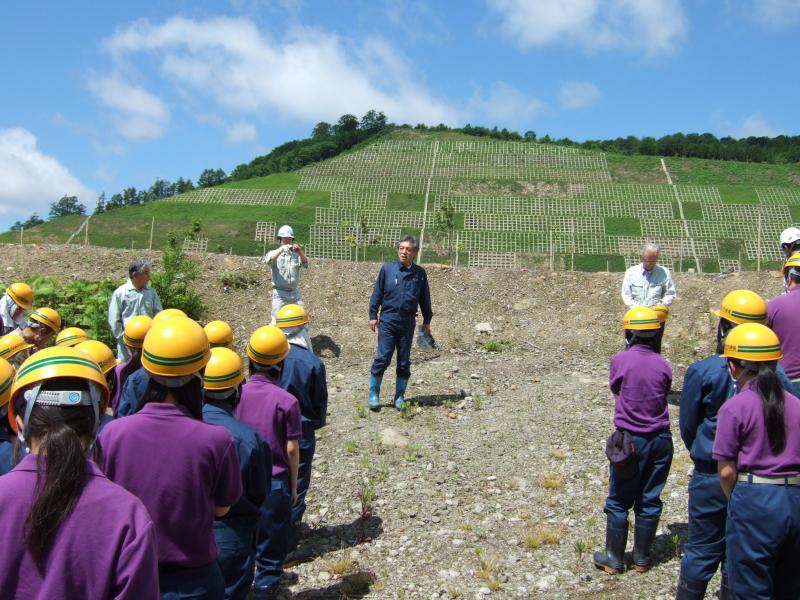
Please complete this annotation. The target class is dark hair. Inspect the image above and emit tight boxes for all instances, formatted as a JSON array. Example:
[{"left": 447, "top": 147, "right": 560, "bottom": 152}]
[
  {"left": 141, "top": 376, "right": 203, "bottom": 420},
  {"left": 128, "top": 259, "right": 150, "bottom": 279},
  {"left": 119, "top": 349, "right": 142, "bottom": 391},
  {"left": 24, "top": 380, "right": 97, "bottom": 572},
  {"left": 248, "top": 359, "right": 282, "bottom": 380},
  {"left": 398, "top": 235, "right": 419, "bottom": 252},
  {"left": 625, "top": 330, "right": 658, "bottom": 351},
  {"left": 715, "top": 318, "right": 736, "bottom": 355},
  {"left": 733, "top": 359, "right": 786, "bottom": 453}
]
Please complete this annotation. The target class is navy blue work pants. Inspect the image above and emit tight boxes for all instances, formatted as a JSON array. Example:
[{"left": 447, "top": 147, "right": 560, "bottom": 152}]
[
  {"left": 213, "top": 516, "right": 258, "bottom": 600},
  {"left": 292, "top": 420, "right": 315, "bottom": 525},
  {"left": 254, "top": 473, "right": 291, "bottom": 596},
  {"left": 679, "top": 469, "right": 728, "bottom": 586},
  {"left": 158, "top": 561, "right": 224, "bottom": 600},
  {"left": 725, "top": 481, "right": 800, "bottom": 599},
  {"left": 371, "top": 317, "right": 415, "bottom": 379},
  {"left": 604, "top": 429, "right": 673, "bottom": 523}
]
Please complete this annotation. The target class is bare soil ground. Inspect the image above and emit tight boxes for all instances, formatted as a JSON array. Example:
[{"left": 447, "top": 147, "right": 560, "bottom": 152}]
[{"left": 0, "top": 244, "right": 785, "bottom": 599}]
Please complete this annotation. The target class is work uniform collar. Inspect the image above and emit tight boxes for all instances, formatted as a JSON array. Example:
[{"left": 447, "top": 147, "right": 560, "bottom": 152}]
[
  {"left": 138, "top": 402, "right": 194, "bottom": 419},
  {"left": 14, "top": 453, "right": 107, "bottom": 478},
  {"left": 628, "top": 343, "right": 656, "bottom": 355},
  {"left": 204, "top": 401, "right": 235, "bottom": 417},
  {"left": 248, "top": 371, "right": 281, "bottom": 386}
]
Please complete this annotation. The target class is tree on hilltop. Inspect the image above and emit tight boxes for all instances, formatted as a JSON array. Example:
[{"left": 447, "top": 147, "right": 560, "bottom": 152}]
[
  {"left": 360, "top": 110, "right": 387, "bottom": 133},
  {"left": 198, "top": 168, "right": 227, "bottom": 188},
  {"left": 49, "top": 195, "right": 85, "bottom": 219}
]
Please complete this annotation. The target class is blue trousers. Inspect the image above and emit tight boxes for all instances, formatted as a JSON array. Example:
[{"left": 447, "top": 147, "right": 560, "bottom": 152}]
[
  {"left": 254, "top": 473, "right": 291, "bottom": 595},
  {"left": 725, "top": 481, "right": 800, "bottom": 599},
  {"left": 371, "top": 318, "right": 415, "bottom": 379},
  {"left": 605, "top": 429, "right": 673, "bottom": 522},
  {"left": 158, "top": 562, "right": 224, "bottom": 600},
  {"left": 292, "top": 420, "right": 316, "bottom": 525},
  {"left": 679, "top": 469, "right": 728, "bottom": 587},
  {"left": 213, "top": 517, "right": 257, "bottom": 600}
]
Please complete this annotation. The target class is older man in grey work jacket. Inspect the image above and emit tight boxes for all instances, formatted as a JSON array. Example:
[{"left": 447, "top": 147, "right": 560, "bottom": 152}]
[
  {"left": 108, "top": 259, "right": 162, "bottom": 361},
  {"left": 621, "top": 243, "right": 676, "bottom": 308}
]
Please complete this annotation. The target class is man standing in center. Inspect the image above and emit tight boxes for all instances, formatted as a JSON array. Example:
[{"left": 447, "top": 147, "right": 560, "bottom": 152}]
[
  {"left": 108, "top": 259, "right": 162, "bottom": 362},
  {"left": 368, "top": 235, "right": 433, "bottom": 412},
  {"left": 621, "top": 243, "right": 677, "bottom": 309}
]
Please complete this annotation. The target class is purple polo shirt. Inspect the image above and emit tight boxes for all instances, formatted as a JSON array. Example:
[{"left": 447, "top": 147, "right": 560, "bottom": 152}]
[
  {"left": 236, "top": 372, "right": 302, "bottom": 476},
  {"left": 713, "top": 386, "right": 800, "bottom": 476},
  {"left": 0, "top": 455, "right": 158, "bottom": 599},
  {"left": 768, "top": 286, "right": 800, "bottom": 378},
  {"left": 609, "top": 344, "right": 672, "bottom": 433},
  {"left": 97, "top": 402, "right": 242, "bottom": 567}
]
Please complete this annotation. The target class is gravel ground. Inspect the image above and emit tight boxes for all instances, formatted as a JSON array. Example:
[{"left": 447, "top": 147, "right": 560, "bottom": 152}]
[{"left": 0, "top": 244, "right": 786, "bottom": 599}]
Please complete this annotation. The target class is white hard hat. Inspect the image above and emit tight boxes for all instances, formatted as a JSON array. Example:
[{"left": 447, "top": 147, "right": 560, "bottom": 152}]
[
  {"left": 277, "top": 225, "right": 295, "bottom": 239},
  {"left": 780, "top": 227, "right": 800, "bottom": 246}
]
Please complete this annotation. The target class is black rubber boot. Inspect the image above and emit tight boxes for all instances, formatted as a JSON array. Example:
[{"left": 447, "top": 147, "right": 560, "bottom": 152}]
[
  {"left": 675, "top": 575, "right": 708, "bottom": 600},
  {"left": 593, "top": 518, "right": 628, "bottom": 574},
  {"left": 632, "top": 517, "right": 659, "bottom": 572}
]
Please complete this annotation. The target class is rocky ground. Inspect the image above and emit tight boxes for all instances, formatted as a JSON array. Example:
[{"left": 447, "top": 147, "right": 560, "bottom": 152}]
[{"left": 0, "top": 244, "right": 786, "bottom": 599}]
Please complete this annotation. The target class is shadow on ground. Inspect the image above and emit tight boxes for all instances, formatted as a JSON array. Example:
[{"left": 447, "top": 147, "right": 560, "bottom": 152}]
[
  {"left": 292, "top": 570, "right": 377, "bottom": 599},
  {"left": 312, "top": 335, "right": 341, "bottom": 358},
  {"left": 411, "top": 393, "right": 465, "bottom": 407},
  {"left": 286, "top": 516, "right": 384, "bottom": 567}
]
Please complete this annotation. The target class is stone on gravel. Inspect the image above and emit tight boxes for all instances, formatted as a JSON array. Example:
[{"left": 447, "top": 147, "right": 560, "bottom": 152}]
[
  {"left": 474, "top": 322, "right": 493, "bottom": 333},
  {"left": 380, "top": 427, "right": 410, "bottom": 448}
]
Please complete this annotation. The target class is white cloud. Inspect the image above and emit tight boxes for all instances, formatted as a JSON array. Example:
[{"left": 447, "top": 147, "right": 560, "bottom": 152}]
[
  {"left": 0, "top": 128, "right": 95, "bottom": 220},
  {"left": 751, "top": 0, "right": 800, "bottom": 27},
  {"left": 100, "top": 16, "right": 458, "bottom": 127},
  {"left": 486, "top": 0, "right": 687, "bottom": 56},
  {"left": 226, "top": 121, "right": 257, "bottom": 143},
  {"left": 87, "top": 75, "right": 170, "bottom": 141},
  {"left": 470, "top": 82, "right": 545, "bottom": 126},
  {"left": 729, "top": 114, "right": 781, "bottom": 139},
  {"left": 558, "top": 81, "right": 601, "bottom": 109}
]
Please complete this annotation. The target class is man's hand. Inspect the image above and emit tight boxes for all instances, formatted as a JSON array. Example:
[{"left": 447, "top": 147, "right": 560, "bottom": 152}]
[
  {"left": 422, "top": 323, "right": 431, "bottom": 334},
  {"left": 369, "top": 319, "right": 378, "bottom": 332},
  {"left": 291, "top": 243, "right": 302, "bottom": 252}
]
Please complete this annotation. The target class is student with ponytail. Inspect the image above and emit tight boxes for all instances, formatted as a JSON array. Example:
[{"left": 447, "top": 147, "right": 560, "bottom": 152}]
[
  {"left": 713, "top": 323, "right": 800, "bottom": 599},
  {"left": 0, "top": 347, "right": 158, "bottom": 598}
]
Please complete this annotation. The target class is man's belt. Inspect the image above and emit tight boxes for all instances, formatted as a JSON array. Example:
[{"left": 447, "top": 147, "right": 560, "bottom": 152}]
[{"left": 737, "top": 473, "right": 800, "bottom": 485}]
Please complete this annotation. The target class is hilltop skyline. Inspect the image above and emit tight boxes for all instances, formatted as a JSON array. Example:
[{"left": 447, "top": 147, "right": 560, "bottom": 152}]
[{"left": 1, "top": 0, "right": 798, "bottom": 228}]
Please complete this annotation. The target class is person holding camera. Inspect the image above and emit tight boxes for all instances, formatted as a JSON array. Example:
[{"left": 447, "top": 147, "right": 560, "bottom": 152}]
[{"left": 264, "top": 225, "right": 308, "bottom": 317}]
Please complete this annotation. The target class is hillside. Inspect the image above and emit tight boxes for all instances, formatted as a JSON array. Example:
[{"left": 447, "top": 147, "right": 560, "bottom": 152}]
[
  {"left": 4, "top": 129, "right": 800, "bottom": 272},
  {"left": 0, "top": 243, "right": 786, "bottom": 599}
]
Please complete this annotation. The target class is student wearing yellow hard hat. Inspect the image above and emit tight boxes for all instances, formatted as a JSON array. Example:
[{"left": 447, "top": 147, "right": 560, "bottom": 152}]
[
  {"left": 0, "top": 347, "right": 159, "bottom": 596},
  {"left": 0, "top": 357, "right": 16, "bottom": 475},
  {"left": 0, "top": 282, "right": 33, "bottom": 335}
]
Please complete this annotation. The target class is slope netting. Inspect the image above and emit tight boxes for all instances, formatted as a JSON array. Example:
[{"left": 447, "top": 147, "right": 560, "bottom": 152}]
[
  {"left": 169, "top": 188, "right": 295, "bottom": 205},
  {"left": 756, "top": 187, "right": 800, "bottom": 205}
]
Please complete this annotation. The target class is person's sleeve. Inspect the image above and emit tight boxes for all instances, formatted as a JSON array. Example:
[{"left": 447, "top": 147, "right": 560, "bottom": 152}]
[
  {"left": 152, "top": 289, "right": 163, "bottom": 314},
  {"left": 712, "top": 405, "right": 739, "bottom": 462},
  {"left": 214, "top": 436, "right": 244, "bottom": 507},
  {"left": 662, "top": 269, "right": 677, "bottom": 306},
  {"left": 620, "top": 270, "right": 634, "bottom": 307},
  {"left": 112, "top": 513, "right": 160, "bottom": 600},
  {"left": 286, "top": 398, "right": 303, "bottom": 441},
  {"left": 369, "top": 265, "right": 386, "bottom": 320},
  {"left": 776, "top": 363, "right": 795, "bottom": 393},
  {"left": 116, "top": 377, "right": 137, "bottom": 417},
  {"left": 419, "top": 271, "right": 433, "bottom": 324},
  {"left": 314, "top": 361, "right": 329, "bottom": 429},
  {"left": 108, "top": 289, "right": 123, "bottom": 339},
  {"left": 679, "top": 364, "right": 704, "bottom": 451},
  {"left": 247, "top": 436, "right": 270, "bottom": 510},
  {"left": 609, "top": 355, "right": 623, "bottom": 395},
  {"left": 767, "top": 300, "right": 776, "bottom": 329}
]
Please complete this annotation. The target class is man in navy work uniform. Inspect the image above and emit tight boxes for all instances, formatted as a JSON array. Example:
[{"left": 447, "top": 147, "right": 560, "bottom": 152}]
[{"left": 368, "top": 235, "right": 433, "bottom": 411}]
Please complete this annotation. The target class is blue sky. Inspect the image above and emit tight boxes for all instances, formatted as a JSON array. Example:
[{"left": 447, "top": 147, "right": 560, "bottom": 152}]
[{"left": 1, "top": 0, "right": 798, "bottom": 229}]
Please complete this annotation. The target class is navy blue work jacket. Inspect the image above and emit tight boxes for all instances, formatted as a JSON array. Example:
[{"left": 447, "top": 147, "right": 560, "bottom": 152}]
[
  {"left": 369, "top": 260, "right": 432, "bottom": 324},
  {"left": 279, "top": 343, "right": 328, "bottom": 429}
]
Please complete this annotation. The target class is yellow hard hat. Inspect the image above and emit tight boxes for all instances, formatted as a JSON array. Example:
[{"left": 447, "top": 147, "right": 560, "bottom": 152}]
[
  {"left": 123, "top": 315, "right": 153, "bottom": 349},
  {"left": 275, "top": 304, "right": 309, "bottom": 329},
  {"left": 142, "top": 317, "right": 210, "bottom": 377},
  {"left": 203, "top": 347, "right": 244, "bottom": 391},
  {"left": 56, "top": 327, "right": 89, "bottom": 347},
  {"left": 75, "top": 340, "right": 118, "bottom": 375},
  {"left": 204, "top": 321, "right": 234, "bottom": 348},
  {"left": 651, "top": 305, "right": 670, "bottom": 323},
  {"left": 713, "top": 290, "right": 768, "bottom": 325},
  {"left": 29, "top": 307, "right": 61, "bottom": 333},
  {"left": 9, "top": 346, "right": 110, "bottom": 433},
  {"left": 0, "top": 358, "right": 15, "bottom": 409},
  {"left": 246, "top": 326, "right": 290, "bottom": 366},
  {"left": 6, "top": 282, "right": 33, "bottom": 310},
  {"left": 722, "top": 323, "right": 782, "bottom": 362},
  {"left": 0, "top": 333, "right": 33, "bottom": 361},
  {"left": 153, "top": 308, "right": 187, "bottom": 324},
  {"left": 784, "top": 252, "right": 800, "bottom": 272},
  {"left": 623, "top": 306, "right": 661, "bottom": 331}
]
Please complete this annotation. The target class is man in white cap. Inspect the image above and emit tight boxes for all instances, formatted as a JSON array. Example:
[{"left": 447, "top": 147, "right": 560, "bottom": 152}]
[
  {"left": 780, "top": 227, "right": 800, "bottom": 259},
  {"left": 263, "top": 225, "right": 308, "bottom": 316}
]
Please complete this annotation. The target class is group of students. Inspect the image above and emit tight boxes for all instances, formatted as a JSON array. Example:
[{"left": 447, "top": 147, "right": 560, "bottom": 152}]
[
  {"left": 0, "top": 281, "right": 327, "bottom": 600},
  {"left": 595, "top": 251, "right": 800, "bottom": 599}
]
